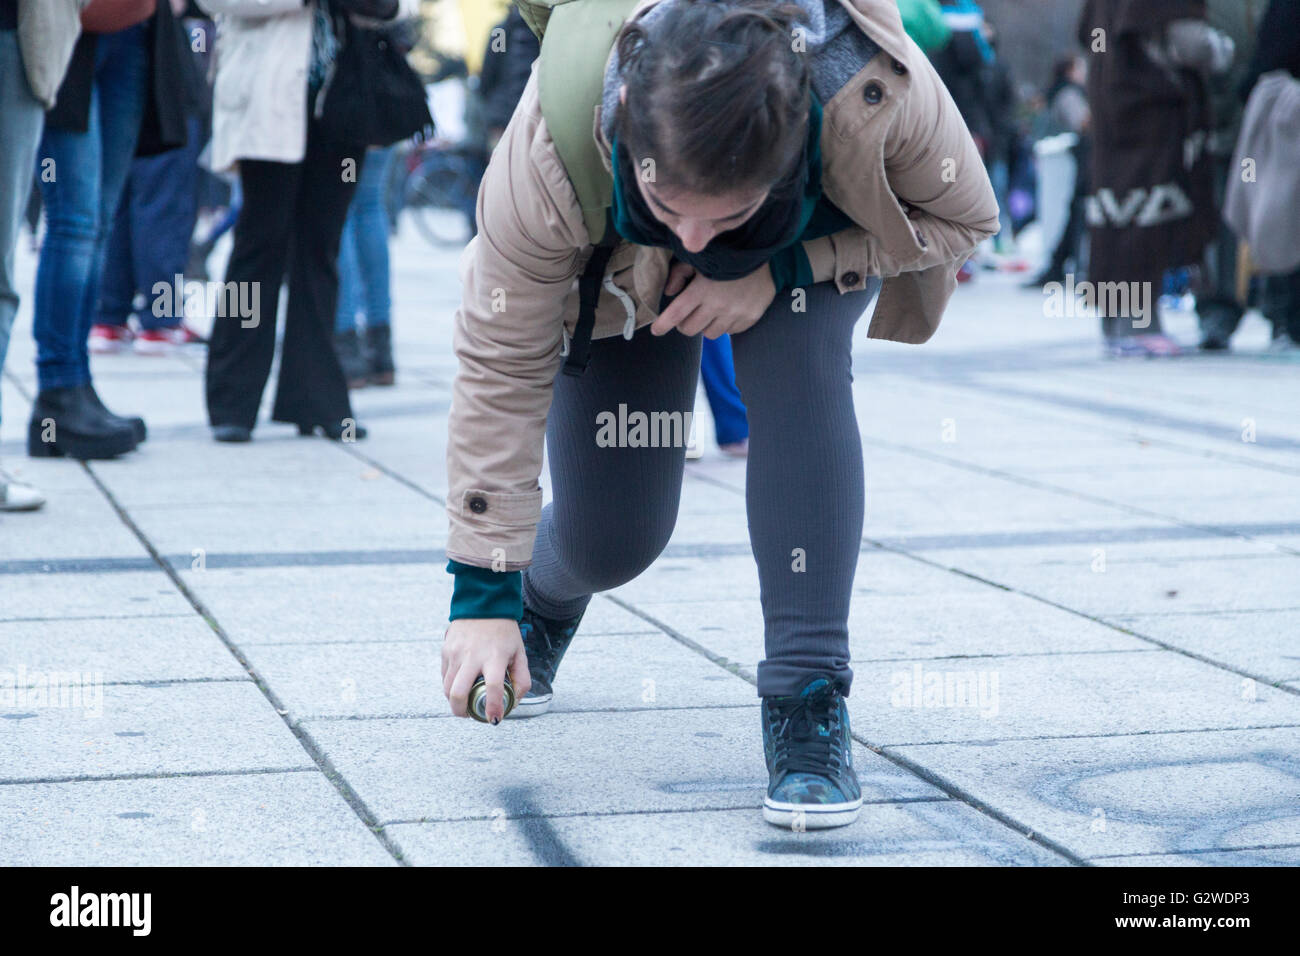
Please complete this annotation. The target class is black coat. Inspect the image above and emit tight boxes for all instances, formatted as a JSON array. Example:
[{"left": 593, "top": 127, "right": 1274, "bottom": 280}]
[
  {"left": 1079, "top": 0, "right": 1217, "bottom": 283},
  {"left": 478, "top": 8, "right": 540, "bottom": 133},
  {"left": 45, "top": 1, "right": 200, "bottom": 157},
  {"left": 1243, "top": 0, "right": 1300, "bottom": 94}
]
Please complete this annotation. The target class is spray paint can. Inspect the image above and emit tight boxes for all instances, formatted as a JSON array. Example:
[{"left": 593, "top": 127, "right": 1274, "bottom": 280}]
[{"left": 468, "top": 675, "right": 516, "bottom": 723}]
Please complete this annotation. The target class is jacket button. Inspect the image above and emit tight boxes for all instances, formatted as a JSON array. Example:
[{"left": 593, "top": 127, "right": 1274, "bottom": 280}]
[
  {"left": 891, "top": 59, "right": 907, "bottom": 76},
  {"left": 841, "top": 271, "right": 861, "bottom": 286},
  {"left": 468, "top": 496, "right": 488, "bottom": 514},
  {"left": 863, "top": 81, "right": 883, "bottom": 104}
]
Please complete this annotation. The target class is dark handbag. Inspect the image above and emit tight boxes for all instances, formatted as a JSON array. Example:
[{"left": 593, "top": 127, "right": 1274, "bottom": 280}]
[{"left": 317, "top": 13, "right": 434, "bottom": 148}]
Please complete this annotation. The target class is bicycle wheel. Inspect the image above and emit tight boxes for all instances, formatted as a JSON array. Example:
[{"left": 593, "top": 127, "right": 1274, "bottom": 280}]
[{"left": 404, "top": 152, "right": 479, "bottom": 248}]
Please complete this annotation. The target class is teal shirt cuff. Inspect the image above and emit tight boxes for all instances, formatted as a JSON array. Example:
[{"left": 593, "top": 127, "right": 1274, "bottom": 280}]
[
  {"left": 447, "top": 560, "right": 523, "bottom": 621},
  {"left": 768, "top": 245, "right": 815, "bottom": 292}
]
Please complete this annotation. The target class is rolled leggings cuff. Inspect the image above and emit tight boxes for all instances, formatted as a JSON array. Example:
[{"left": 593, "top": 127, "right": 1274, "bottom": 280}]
[{"left": 447, "top": 560, "right": 523, "bottom": 621}]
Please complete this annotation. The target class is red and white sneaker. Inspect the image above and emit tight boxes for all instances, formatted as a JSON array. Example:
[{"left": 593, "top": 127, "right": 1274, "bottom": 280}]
[
  {"left": 133, "top": 325, "right": 207, "bottom": 355},
  {"left": 89, "top": 323, "right": 134, "bottom": 354}
]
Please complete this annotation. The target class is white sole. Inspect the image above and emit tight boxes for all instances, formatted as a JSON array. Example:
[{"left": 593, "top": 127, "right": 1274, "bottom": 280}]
[
  {"left": 762, "top": 796, "right": 863, "bottom": 830},
  {"left": 508, "top": 693, "right": 552, "bottom": 718}
]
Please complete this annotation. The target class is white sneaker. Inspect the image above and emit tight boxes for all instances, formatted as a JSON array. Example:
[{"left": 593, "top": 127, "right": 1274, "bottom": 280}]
[{"left": 0, "top": 468, "right": 45, "bottom": 512}]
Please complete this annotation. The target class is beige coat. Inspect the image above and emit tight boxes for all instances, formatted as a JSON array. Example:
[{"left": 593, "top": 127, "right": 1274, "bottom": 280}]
[
  {"left": 447, "top": 0, "right": 999, "bottom": 570},
  {"left": 199, "top": 0, "right": 419, "bottom": 171},
  {"left": 16, "top": 0, "right": 91, "bottom": 109}
]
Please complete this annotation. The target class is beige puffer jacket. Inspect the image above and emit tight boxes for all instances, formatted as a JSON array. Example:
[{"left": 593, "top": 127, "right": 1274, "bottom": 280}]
[{"left": 446, "top": 0, "right": 999, "bottom": 571}]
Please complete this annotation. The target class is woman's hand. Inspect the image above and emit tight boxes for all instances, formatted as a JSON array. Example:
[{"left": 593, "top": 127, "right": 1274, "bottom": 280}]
[
  {"left": 441, "top": 618, "right": 531, "bottom": 723},
  {"left": 651, "top": 262, "right": 776, "bottom": 339}
]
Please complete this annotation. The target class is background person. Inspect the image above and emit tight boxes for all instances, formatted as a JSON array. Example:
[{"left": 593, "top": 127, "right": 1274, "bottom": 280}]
[
  {"left": 1079, "top": 0, "right": 1233, "bottom": 357},
  {"left": 0, "top": 0, "right": 92, "bottom": 507},
  {"left": 27, "top": 0, "right": 192, "bottom": 460},
  {"left": 199, "top": 0, "right": 415, "bottom": 443}
]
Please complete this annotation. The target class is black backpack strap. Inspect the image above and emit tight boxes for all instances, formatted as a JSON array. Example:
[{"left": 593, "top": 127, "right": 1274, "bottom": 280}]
[{"left": 563, "top": 215, "right": 619, "bottom": 377}]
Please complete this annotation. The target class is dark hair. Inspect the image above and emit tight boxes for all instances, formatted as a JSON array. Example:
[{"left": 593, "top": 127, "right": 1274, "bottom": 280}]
[
  {"left": 1051, "top": 54, "right": 1082, "bottom": 87},
  {"left": 614, "top": 0, "right": 811, "bottom": 197}
]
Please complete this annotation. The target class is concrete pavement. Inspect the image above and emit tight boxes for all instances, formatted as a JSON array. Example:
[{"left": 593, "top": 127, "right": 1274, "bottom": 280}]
[{"left": 2, "top": 227, "right": 1298, "bottom": 866}]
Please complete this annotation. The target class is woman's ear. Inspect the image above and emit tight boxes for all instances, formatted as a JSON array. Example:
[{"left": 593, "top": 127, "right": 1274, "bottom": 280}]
[{"left": 619, "top": 83, "right": 627, "bottom": 106}]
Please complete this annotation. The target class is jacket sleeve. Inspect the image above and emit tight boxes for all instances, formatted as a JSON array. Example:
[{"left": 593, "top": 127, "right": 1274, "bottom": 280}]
[
  {"left": 801, "top": 48, "right": 999, "bottom": 284},
  {"left": 197, "top": 0, "right": 304, "bottom": 17},
  {"left": 445, "top": 69, "right": 587, "bottom": 571}
]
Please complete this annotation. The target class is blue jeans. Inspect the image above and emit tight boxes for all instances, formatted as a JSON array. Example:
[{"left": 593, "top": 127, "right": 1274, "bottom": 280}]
[
  {"left": 98, "top": 115, "right": 204, "bottom": 331},
  {"left": 336, "top": 145, "right": 395, "bottom": 333},
  {"left": 0, "top": 30, "right": 46, "bottom": 429},
  {"left": 700, "top": 334, "right": 749, "bottom": 445},
  {"left": 32, "top": 25, "right": 148, "bottom": 390},
  {"left": 988, "top": 157, "right": 1011, "bottom": 248}
]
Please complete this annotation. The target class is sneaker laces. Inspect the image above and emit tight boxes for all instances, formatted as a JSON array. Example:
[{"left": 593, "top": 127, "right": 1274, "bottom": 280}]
[{"left": 769, "top": 687, "right": 840, "bottom": 777}]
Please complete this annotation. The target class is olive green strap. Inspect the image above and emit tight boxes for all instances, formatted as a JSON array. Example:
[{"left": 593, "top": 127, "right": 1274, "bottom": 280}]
[{"left": 537, "top": 0, "right": 641, "bottom": 243}]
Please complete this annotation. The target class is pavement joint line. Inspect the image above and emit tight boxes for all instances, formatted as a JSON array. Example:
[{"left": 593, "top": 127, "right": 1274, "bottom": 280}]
[
  {"left": 1116, "top": 605, "right": 1300, "bottom": 618},
  {"left": 1048, "top": 365, "right": 1300, "bottom": 429},
  {"left": 882, "top": 721, "right": 1300, "bottom": 749},
  {"left": 849, "top": 647, "right": 1166, "bottom": 664},
  {"left": 901, "top": 370, "right": 1300, "bottom": 479},
  {"left": 1088, "top": 841, "right": 1300, "bottom": 860},
  {"left": 857, "top": 433, "right": 1300, "bottom": 558},
  {"left": 0, "top": 613, "right": 195, "bottom": 624},
  {"left": 301, "top": 702, "right": 762, "bottom": 722},
  {"left": 0, "top": 766, "right": 318, "bottom": 787},
  {"left": 237, "top": 629, "right": 661, "bottom": 648},
  {"left": 377, "top": 795, "right": 955, "bottom": 827},
  {"left": 892, "top": 362, "right": 1300, "bottom": 455},
  {"left": 10, "top": 520, "right": 1300, "bottom": 575},
  {"left": 859, "top": 535, "right": 1300, "bottom": 700},
  {"left": 602, "top": 593, "right": 1087, "bottom": 866},
  {"left": 331, "top": 437, "right": 447, "bottom": 507},
  {"left": 76, "top": 461, "right": 413, "bottom": 866},
  {"left": 65, "top": 676, "right": 254, "bottom": 689},
  {"left": 955, "top": 375, "right": 1300, "bottom": 454}
]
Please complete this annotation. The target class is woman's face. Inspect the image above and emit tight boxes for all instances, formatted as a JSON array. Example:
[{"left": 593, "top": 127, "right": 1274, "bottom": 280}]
[
  {"left": 619, "top": 84, "right": 769, "bottom": 253},
  {"left": 634, "top": 177, "right": 770, "bottom": 253}
]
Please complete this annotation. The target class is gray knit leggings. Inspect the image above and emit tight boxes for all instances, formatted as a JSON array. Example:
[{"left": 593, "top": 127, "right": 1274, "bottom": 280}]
[{"left": 522, "top": 278, "right": 881, "bottom": 697}]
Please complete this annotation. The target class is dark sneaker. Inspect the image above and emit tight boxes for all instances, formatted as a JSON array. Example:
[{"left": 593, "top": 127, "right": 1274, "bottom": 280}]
[
  {"left": 761, "top": 676, "right": 862, "bottom": 829},
  {"left": 512, "top": 604, "right": 585, "bottom": 718}
]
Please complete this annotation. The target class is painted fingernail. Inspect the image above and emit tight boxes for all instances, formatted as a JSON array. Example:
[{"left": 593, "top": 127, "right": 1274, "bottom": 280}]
[{"left": 491, "top": 717, "right": 500, "bottom": 726}]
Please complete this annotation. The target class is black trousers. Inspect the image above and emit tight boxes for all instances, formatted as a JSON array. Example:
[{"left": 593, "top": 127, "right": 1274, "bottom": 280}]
[
  {"left": 522, "top": 279, "right": 880, "bottom": 698},
  {"left": 205, "top": 118, "right": 364, "bottom": 429}
]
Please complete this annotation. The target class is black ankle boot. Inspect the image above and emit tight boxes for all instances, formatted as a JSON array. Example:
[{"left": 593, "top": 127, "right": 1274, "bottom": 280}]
[
  {"left": 333, "top": 330, "right": 369, "bottom": 388},
  {"left": 364, "top": 324, "right": 394, "bottom": 386},
  {"left": 28, "top": 387, "right": 139, "bottom": 460},
  {"left": 81, "top": 384, "right": 146, "bottom": 443}
]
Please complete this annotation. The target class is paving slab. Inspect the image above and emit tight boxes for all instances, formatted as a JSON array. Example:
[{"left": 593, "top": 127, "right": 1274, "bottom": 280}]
[
  {"left": 0, "top": 571, "right": 192, "bottom": 622},
  {"left": 1109, "top": 608, "right": 1300, "bottom": 683},
  {"left": 890, "top": 727, "right": 1300, "bottom": 859},
  {"left": 388, "top": 799, "right": 1067, "bottom": 866},
  {"left": 849, "top": 649, "right": 1300, "bottom": 746},
  {"left": 301, "top": 706, "right": 944, "bottom": 825},
  {"left": 1094, "top": 846, "right": 1300, "bottom": 866},
  {"left": 925, "top": 552, "right": 1300, "bottom": 616},
  {"left": 0, "top": 615, "right": 244, "bottom": 683},
  {"left": 0, "top": 681, "right": 311, "bottom": 781},
  {"left": 242, "top": 628, "right": 754, "bottom": 719},
  {"left": 0, "top": 770, "right": 393, "bottom": 866},
  {"left": 634, "top": 592, "right": 1149, "bottom": 676}
]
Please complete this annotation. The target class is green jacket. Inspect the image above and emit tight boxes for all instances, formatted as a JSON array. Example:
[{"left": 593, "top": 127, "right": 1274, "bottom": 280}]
[{"left": 897, "top": 0, "right": 950, "bottom": 53}]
